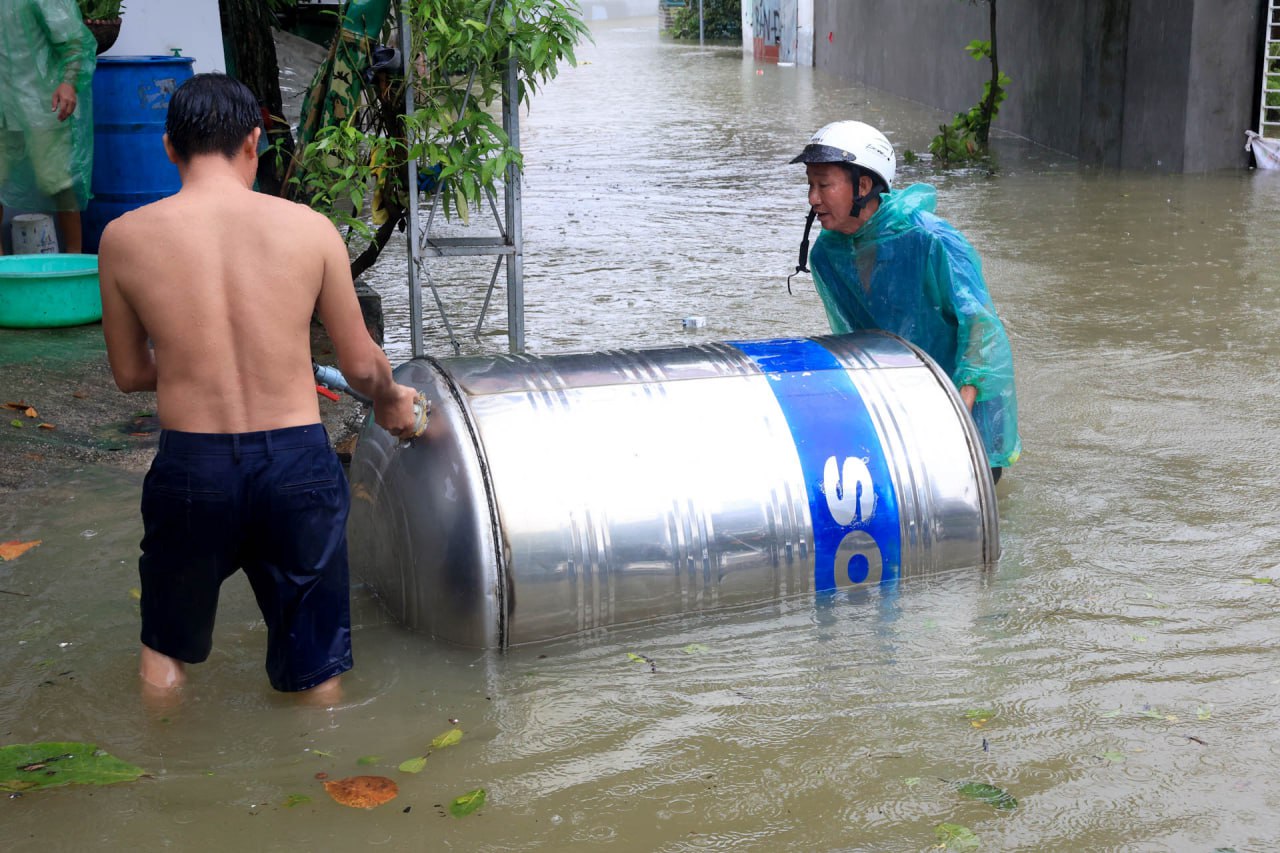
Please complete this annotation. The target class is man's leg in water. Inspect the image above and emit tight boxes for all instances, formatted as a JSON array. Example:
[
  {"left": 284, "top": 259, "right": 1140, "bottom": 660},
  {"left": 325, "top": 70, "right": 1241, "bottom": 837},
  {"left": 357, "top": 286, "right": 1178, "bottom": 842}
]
[{"left": 140, "top": 643, "right": 185, "bottom": 688}]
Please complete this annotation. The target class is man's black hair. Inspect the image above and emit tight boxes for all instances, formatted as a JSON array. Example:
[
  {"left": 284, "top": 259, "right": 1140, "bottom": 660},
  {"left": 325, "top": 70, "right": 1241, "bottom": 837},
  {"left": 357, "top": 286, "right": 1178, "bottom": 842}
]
[{"left": 165, "top": 73, "right": 262, "bottom": 162}]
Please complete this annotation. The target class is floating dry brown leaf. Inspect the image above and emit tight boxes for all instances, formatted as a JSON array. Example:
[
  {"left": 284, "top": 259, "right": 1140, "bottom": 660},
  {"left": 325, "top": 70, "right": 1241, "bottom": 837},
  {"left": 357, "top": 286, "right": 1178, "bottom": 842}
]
[
  {"left": 0, "top": 540, "right": 42, "bottom": 561},
  {"left": 322, "top": 775, "right": 398, "bottom": 809}
]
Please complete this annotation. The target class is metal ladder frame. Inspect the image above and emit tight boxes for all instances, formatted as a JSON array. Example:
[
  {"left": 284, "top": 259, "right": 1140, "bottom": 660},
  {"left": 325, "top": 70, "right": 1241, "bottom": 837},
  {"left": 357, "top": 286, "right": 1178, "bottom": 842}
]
[
  {"left": 398, "top": 4, "right": 525, "bottom": 358},
  {"left": 1259, "top": 0, "right": 1280, "bottom": 136}
]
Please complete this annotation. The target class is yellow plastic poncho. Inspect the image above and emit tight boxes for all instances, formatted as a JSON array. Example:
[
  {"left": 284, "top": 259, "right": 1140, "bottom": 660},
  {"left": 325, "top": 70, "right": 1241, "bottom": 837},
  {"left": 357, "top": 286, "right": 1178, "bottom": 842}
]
[
  {"left": 809, "top": 183, "right": 1022, "bottom": 468},
  {"left": 0, "top": 0, "right": 97, "bottom": 211}
]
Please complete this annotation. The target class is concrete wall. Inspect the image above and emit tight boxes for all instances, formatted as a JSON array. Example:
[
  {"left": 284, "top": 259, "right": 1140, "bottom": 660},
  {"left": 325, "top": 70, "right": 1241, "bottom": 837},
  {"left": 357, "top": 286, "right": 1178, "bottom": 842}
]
[
  {"left": 743, "top": 0, "right": 814, "bottom": 65},
  {"left": 812, "top": 0, "right": 1265, "bottom": 172},
  {"left": 102, "top": 0, "right": 225, "bottom": 72}
]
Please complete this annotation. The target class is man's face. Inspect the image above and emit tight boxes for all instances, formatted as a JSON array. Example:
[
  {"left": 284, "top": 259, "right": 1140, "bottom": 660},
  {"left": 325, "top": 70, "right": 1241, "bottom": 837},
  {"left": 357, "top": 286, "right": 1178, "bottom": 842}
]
[{"left": 806, "top": 163, "right": 871, "bottom": 234}]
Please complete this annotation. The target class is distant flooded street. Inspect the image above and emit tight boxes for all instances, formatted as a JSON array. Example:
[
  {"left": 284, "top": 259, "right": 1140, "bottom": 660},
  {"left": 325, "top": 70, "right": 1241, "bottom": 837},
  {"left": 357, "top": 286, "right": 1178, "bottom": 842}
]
[{"left": 5, "top": 18, "right": 1280, "bottom": 851}]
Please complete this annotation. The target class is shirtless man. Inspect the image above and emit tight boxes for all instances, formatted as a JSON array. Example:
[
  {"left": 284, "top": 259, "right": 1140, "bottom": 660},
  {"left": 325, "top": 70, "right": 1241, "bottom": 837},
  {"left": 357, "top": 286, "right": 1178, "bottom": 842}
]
[{"left": 98, "top": 73, "right": 418, "bottom": 701}]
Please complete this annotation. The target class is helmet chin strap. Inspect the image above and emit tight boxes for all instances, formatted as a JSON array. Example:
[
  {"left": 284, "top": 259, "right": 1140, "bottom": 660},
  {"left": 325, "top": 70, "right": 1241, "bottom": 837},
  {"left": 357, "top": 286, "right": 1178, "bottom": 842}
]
[
  {"left": 787, "top": 207, "right": 818, "bottom": 294},
  {"left": 850, "top": 181, "right": 876, "bottom": 218}
]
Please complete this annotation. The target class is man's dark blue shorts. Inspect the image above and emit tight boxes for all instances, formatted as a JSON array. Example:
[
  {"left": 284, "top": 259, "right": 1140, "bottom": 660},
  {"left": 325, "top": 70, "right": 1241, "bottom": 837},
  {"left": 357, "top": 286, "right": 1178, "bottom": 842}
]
[{"left": 139, "top": 424, "right": 352, "bottom": 692}]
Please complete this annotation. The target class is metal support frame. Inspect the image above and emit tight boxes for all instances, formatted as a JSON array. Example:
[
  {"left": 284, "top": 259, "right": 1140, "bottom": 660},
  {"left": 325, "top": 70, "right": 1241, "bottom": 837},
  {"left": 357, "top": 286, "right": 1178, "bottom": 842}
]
[
  {"left": 1261, "top": 0, "right": 1280, "bottom": 137},
  {"left": 400, "top": 7, "right": 525, "bottom": 358}
]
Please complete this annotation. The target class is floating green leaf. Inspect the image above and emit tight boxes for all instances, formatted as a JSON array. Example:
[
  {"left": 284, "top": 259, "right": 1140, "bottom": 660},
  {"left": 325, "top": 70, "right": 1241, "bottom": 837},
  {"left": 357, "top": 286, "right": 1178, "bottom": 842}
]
[
  {"left": 357, "top": 755, "right": 381, "bottom": 766},
  {"left": 963, "top": 708, "right": 996, "bottom": 721},
  {"left": 398, "top": 756, "right": 427, "bottom": 774},
  {"left": 627, "top": 652, "right": 647, "bottom": 663},
  {"left": 282, "top": 793, "right": 311, "bottom": 807},
  {"left": 1098, "top": 749, "right": 1126, "bottom": 763},
  {"left": 935, "top": 822, "right": 980, "bottom": 851},
  {"left": 955, "top": 781, "right": 1017, "bottom": 810},
  {"left": 10, "top": 419, "right": 22, "bottom": 429},
  {"left": 431, "top": 728, "right": 463, "bottom": 749},
  {"left": 1196, "top": 704, "right": 1213, "bottom": 721},
  {"left": 449, "top": 787, "right": 486, "bottom": 817},
  {"left": 0, "top": 742, "right": 144, "bottom": 792},
  {"left": 1245, "top": 577, "right": 1274, "bottom": 585},
  {"left": 1137, "top": 708, "right": 1165, "bottom": 719},
  {"left": 681, "top": 643, "right": 710, "bottom": 655},
  {"left": 311, "top": 749, "right": 334, "bottom": 758}
]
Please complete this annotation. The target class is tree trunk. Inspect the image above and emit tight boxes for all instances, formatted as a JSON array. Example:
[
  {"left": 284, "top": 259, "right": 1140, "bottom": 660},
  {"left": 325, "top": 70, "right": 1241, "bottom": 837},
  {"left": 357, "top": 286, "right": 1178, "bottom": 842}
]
[
  {"left": 978, "top": 0, "right": 999, "bottom": 148},
  {"left": 218, "top": 0, "right": 295, "bottom": 196}
]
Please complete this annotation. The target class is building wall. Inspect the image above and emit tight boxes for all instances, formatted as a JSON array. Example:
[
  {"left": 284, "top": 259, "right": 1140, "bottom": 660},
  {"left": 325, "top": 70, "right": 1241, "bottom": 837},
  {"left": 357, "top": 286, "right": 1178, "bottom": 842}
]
[
  {"left": 102, "top": 0, "right": 226, "bottom": 72},
  {"left": 743, "top": 0, "right": 814, "bottom": 65},
  {"left": 812, "top": 0, "right": 1265, "bottom": 172}
]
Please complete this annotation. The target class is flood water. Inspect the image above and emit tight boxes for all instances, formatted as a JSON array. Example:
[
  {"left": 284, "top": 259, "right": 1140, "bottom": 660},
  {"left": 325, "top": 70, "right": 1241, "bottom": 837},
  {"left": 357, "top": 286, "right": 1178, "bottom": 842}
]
[{"left": 5, "top": 18, "right": 1280, "bottom": 852}]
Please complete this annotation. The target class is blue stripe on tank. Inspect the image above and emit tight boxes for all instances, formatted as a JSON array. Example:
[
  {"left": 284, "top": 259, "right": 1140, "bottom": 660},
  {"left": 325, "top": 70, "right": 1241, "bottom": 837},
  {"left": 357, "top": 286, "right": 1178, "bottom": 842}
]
[{"left": 730, "top": 337, "right": 902, "bottom": 588}]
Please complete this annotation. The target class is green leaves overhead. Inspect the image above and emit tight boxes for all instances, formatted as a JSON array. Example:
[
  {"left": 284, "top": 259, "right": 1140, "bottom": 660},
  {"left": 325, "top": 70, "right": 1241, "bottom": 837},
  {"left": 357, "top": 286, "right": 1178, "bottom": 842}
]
[
  {"left": 0, "top": 742, "right": 144, "bottom": 793},
  {"left": 291, "top": 0, "right": 590, "bottom": 232}
]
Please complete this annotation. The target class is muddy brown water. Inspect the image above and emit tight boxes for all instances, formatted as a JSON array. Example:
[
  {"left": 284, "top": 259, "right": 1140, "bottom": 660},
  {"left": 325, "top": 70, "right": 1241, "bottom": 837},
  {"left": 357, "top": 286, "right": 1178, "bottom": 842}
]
[{"left": 4, "top": 19, "right": 1280, "bottom": 851}]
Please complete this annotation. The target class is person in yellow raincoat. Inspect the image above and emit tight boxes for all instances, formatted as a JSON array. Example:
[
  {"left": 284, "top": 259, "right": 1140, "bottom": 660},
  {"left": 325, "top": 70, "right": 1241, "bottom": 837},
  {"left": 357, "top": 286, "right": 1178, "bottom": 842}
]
[{"left": 0, "top": 0, "right": 96, "bottom": 254}]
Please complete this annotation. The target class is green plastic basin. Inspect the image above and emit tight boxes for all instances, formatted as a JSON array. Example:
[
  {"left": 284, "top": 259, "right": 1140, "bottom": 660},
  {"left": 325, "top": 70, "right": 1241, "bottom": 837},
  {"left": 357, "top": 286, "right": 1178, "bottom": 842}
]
[{"left": 0, "top": 254, "right": 102, "bottom": 328}]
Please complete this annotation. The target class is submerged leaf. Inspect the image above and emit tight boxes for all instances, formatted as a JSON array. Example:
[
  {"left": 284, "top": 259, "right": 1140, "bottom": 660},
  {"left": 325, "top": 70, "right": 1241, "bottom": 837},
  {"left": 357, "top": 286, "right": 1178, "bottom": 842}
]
[
  {"left": 0, "top": 742, "right": 144, "bottom": 792},
  {"left": 449, "top": 787, "right": 486, "bottom": 817},
  {"left": 398, "top": 756, "right": 427, "bottom": 774},
  {"left": 357, "top": 755, "right": 381, "bottom": 766},
  {"left": 935, "top": 822, "right": 980, "bottom": 851},
  {"left": 323, "top": 775, "right": 398, "bottom": 809},
  {"left": 282, "top": 793, "right": 311, "bottom": 807},
  {"left": 431, "top": 728, "right": 463, "bottom": 749},
  {"left": 681, "top": 643, "right": 710, "bottom": 655},
  {"left": 1099, "top": 749, "right": 1126, "bottom": 763},
  {"left": 955, "top": 781, "right": 1017, "bottom": 810}
]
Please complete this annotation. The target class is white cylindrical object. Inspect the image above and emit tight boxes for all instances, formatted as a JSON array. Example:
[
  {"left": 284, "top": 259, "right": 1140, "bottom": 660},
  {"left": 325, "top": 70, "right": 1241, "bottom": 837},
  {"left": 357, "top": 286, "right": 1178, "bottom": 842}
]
[{"left": 11, "top": 214, "right": 58, "bottom": 255}]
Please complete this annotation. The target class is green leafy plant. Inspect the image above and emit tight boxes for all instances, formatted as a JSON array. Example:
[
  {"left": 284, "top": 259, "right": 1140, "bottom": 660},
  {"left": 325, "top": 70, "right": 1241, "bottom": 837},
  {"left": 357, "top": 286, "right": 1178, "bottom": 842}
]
[
  {"left": 287, "top": 0, "right": 589, "bottom": 250},
  {"left": 667, "top": 0, "right": 741, "bottom": 41},
  {"left": 929, "top": 0, "right": 1009, "bottom": 166},
  {"left": 77, "top": 0, "right": 124, "bottom": 19}
]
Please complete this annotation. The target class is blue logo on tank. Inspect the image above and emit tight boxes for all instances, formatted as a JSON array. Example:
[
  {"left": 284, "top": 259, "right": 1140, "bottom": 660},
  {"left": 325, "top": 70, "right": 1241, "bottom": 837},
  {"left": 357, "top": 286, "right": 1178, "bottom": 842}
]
[{"left": 731, "top": 338, "right": 902, "bottom": 588}]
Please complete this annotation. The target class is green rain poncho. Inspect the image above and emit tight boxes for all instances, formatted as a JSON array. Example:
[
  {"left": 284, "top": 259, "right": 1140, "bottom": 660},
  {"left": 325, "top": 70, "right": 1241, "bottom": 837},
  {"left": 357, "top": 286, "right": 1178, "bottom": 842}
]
[
  {"left": 0, "top": 0, "right": 97, "bottom": 211},
  {"left": 809, "top": 183, "right": 1021, "bottom": 468}
]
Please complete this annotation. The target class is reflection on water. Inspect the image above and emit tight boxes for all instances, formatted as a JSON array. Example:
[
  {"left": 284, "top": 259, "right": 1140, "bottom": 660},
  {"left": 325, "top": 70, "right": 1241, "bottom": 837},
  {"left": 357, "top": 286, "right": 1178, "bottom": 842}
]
[{"left": 5, "top": 18, "right": 1280, "bottom": 851}]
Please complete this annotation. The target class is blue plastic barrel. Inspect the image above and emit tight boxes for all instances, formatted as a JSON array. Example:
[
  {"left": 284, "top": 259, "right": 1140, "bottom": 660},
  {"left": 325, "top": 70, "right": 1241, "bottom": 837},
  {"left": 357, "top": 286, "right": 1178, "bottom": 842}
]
[{"left": 82, "top": 56, "right": 195, "bottom": 254}]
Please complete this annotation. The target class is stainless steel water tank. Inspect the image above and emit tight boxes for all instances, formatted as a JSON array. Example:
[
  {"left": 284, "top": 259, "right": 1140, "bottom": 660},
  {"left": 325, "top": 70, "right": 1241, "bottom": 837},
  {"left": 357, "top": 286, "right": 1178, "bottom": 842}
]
[{"left": 347, "top": 332, "right": 999, "bottom": 648}]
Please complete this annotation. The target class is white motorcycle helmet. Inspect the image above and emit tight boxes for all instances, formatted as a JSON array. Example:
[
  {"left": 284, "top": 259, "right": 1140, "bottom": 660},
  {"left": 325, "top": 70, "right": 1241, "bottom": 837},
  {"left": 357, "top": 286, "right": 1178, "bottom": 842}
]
[
  {"left": 790, "top": 120, "right": 896, "bottom": 189},
  {"left": 787, "top": 121, "right": 896, "bottom": 291}
]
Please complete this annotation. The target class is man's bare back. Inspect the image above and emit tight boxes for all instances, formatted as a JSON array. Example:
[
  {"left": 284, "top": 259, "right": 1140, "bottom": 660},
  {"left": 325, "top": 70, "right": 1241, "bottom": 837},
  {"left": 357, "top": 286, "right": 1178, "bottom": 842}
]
[
  {"left": 99, "top": 144, "right": 415, "bottom": 435},
  {"left": 102, "top": 186, "right": 333, "bottom": 432}
]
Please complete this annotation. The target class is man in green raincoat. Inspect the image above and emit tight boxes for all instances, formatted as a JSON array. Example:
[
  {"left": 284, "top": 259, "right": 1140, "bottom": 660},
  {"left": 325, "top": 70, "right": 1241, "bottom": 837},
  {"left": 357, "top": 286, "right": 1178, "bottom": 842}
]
[
  {"left": 0, "top": 0, "right": 96, "bottom": 254},
  {"left": 792, "top": 120, "right": 1021, "bottom": 481}
]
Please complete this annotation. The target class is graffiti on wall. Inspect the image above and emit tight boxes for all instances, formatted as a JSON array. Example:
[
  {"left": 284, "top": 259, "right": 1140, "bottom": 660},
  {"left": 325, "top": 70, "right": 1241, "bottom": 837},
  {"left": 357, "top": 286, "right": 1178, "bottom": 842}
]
[{"left": 751, "top": 0, "right": 796, "bottom": 63}]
